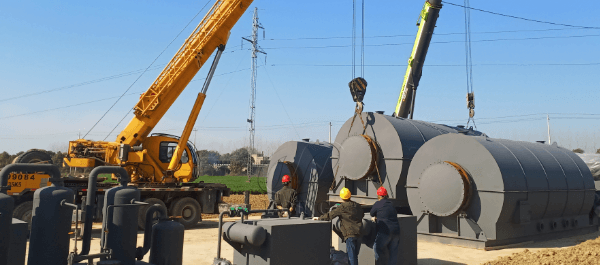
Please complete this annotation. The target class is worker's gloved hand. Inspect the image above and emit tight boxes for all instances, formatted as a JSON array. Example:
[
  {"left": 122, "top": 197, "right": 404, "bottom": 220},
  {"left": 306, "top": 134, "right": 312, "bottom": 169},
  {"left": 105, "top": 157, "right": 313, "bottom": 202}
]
[
  {"left": 289, "top": 207, "right": 294, "bottom": 213},
  {"left": 312, "top": 217, "right": 319, "bottom": 221},
  {"left": 371, "top": 217, "right": 377, "bottom": 222},
  {"left": 282, "top": 211, "right": 289, "bottom": 217},
  {"left": 276, "top": 205, "right": 283, "bottom": 210}
]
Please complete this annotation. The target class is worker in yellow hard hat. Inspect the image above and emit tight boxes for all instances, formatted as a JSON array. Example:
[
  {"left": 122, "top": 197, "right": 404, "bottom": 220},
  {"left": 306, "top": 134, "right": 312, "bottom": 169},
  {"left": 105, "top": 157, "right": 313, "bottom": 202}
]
[{"left": 313, "top": 187, "right": 363, "bottom": 265}]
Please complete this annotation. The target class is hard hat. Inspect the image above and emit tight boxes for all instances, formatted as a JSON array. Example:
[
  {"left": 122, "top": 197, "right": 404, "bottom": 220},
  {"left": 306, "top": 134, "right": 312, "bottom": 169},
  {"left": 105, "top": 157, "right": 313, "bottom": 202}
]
[
  {"left": 377, "top": 186, "right": 388, "bottom": 196},
  {"left": 340, "top": 187, "right": 351, "bottom": 200},
  {"left": 281, "top": 174, "right": 291, "bottom": 183}
]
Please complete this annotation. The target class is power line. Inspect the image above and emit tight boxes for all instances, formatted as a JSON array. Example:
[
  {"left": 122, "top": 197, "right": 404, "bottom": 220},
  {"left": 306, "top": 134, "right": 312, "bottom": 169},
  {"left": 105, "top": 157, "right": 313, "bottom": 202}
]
[
  {"left": 0, "top": 65, "right": 165, "bottom": 103},
  {"left": 0, "top": 68, "right": 250, "bottom": 120},
  {"left": 262, "top": 34, "right": 600, "bottom": 50},
  {"left": 261, "top": 65, "right": 301, "bottom": 139},
  {"left": 264, "top": 28, "right": 596, "bottom": 41},
  {"left": 84, "top": 0, "right": 213, "bottom": 139},
  {"left": 442, "top": 1, "right": 600, "bottom": 29},
  {"left": 270, "top": 62, "right": 600, "bottom": 67},
  {"left": 430, "top": 112, "right": 600, "bottom": 124}
]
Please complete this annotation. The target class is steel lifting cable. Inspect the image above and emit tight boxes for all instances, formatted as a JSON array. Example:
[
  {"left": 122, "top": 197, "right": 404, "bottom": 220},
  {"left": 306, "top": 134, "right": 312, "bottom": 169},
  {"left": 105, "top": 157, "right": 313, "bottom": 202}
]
[
  {"left": 352, "top": 0, "right": 356, "bottom": 79},
  {"left": 361, "top": 0, "right": 365, "bottom": 78},
  {"left": 464, "top": 0, "right": 477, "bottom": 129}
]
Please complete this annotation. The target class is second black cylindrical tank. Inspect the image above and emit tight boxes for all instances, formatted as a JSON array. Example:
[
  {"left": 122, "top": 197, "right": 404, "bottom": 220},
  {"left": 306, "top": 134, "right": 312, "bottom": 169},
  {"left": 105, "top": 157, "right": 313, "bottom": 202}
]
[
  {"left": 266, "top": 140, "right": 333, "bottom": 216},
  {"left": 149, "top": 220, "right": 184, "bottom": 265},
  {"left": 101, "top": 186, "right": 140, "bottom": 265}
]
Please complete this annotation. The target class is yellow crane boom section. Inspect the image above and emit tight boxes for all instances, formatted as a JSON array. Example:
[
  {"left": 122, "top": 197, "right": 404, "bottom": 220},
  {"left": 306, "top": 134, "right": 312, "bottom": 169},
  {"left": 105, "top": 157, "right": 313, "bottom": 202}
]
[{"left": 117, "top": 0, "right": 253, "bottom": 147}]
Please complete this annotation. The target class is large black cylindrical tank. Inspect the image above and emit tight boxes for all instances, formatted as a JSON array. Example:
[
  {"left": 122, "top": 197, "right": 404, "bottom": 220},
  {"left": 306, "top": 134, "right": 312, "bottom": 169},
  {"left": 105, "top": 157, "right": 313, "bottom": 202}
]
[
  {"left": 406, "top": 134, "right": 597, "bottom": 248},
  {"left": 149, "top": 220, "right": 185, "bottom": 265},
  {"left": 101, "top": 186, "right": 140, "bottom": 265},
  {"left": 27, "top": 179, "right": 75, "bottom": 265},
  {"left": 0, "top": 191, "right": 14, "bottom": 264},
  {"left": 266, "top": 140, "right": 333, "bottom": 216},
  {"left": 330, "top": 112, "right": 482, "bottom": 206}
]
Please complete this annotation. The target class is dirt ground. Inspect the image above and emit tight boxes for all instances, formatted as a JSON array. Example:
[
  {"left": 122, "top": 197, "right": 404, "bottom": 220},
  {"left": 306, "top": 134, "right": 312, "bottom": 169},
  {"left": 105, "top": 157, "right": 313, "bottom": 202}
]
[{"left": 483, "top": 234, "right": 600, "bottom": 265}]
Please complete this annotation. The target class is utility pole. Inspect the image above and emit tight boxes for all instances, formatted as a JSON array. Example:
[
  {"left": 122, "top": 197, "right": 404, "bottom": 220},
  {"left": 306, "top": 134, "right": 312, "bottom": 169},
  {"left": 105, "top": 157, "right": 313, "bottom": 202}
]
[
  {"left": 547, "top": 114, "right": 551, "bottom": 145},
  {"left": 329, "top": 122, "right": 332, "bottom": 143},
  {"left": 243, "top": 8, "right": 266, "bottom": 181}
]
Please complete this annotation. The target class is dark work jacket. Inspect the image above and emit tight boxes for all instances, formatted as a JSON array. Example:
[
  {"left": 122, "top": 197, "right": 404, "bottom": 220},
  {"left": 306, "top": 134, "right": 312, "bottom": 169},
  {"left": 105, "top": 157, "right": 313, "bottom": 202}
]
[
  {"left": 274, "top": 186, "right": 297, "bottom": 216},
  {"left": 319, "top": 200, "right": 364, "bottom": 240},
  {"left": 370, "top": 199, "right": 400, "bottom": 235}
]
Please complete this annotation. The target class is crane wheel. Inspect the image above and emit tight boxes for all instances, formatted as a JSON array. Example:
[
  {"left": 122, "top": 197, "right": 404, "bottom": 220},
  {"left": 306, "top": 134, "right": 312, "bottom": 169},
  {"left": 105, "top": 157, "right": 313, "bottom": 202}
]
[
  {"left": 13, "top": 201, "right": 34, "bottom": 230},
  {"left": 138, "top": 198, "right": 168, "bottom": 230},
  {"left": 170, "top": 197, "right": 202, "bottom": 229},
  {"left": 12, "top": 149, "right": 53, "bottom": 164}
]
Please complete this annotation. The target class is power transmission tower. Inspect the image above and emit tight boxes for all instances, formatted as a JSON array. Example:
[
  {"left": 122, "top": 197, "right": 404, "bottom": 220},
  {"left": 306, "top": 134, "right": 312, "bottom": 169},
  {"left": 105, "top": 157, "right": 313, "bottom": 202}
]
[{"left": 242, "top": 8, "right": 266, "bottom": 181}]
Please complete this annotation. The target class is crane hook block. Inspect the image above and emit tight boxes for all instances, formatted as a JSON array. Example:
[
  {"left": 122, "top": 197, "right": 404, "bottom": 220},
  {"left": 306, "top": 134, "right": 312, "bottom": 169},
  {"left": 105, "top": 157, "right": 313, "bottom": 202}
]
[{"left": 349, "top": 77, "right": 368, "bottom": 103}]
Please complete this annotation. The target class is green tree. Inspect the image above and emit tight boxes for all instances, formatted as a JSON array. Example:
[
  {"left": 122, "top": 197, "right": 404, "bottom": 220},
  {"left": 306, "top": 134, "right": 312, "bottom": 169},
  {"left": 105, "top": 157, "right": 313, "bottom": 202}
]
[{"left": 572, "top": 148, "right": 584, "bottom": 154}]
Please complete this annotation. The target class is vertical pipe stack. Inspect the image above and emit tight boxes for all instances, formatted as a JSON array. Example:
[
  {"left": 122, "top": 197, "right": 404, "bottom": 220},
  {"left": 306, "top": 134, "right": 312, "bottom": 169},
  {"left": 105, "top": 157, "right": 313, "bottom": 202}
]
[{"left": 22, "top": 165, "right": 75, "bottom": 265}]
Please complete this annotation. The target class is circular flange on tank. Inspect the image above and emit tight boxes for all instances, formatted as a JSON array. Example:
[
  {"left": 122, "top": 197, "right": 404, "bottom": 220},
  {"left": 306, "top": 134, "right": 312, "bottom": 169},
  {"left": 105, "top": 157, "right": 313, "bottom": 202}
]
[
  {"left": 419, "top": 161, "right": 471, "bottom": 217},
  {"left": 337, "top": 135, "right": 377, "bottom": 180}
]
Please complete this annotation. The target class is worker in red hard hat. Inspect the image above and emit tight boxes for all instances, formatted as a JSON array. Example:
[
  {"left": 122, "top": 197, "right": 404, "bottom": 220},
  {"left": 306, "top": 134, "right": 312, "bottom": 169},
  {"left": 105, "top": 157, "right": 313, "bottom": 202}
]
[
  {"left": 370, "top": 186, "right": 400, "bottom": 265},
  {"left": 274, "top": 174, "right": 297, "bottom": 217}
]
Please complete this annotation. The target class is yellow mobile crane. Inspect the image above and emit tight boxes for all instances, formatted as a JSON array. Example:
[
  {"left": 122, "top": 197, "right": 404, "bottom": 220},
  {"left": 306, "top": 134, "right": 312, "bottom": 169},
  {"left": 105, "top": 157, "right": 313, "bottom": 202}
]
[
  {"left": 393, "top": 0, "right": 442, "bottom": 119},
  {"left": 65, "top": 0, "right": 252, "bottom": 183},
  {"left": 8, "top": 0, "right": 253, "bottom": 229}
]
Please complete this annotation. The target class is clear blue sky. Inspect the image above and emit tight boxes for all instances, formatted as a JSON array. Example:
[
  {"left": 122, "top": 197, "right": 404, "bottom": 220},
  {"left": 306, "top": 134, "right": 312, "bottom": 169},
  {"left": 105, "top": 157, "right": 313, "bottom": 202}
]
[{"left": 1, "top": 0, "right": 599, "bottom": 155}]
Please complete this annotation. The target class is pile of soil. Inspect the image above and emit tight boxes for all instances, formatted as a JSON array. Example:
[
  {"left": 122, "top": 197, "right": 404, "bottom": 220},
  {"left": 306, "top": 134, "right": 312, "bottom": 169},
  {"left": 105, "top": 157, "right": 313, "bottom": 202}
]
[
  {"left": 483, "top": 236, "right": 600, "bottom": 265},
  {"left": 202, "top": 194, "right": 269, "bottom": 219}
]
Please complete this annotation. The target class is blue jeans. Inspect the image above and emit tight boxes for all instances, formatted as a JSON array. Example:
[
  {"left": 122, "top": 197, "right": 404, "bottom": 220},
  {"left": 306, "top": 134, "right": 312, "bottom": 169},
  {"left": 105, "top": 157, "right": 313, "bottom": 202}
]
[
  {"left": 374, "top": 232, "right": 400, "bottom": 265},
  {"left": 346, "top": 237, "right": 361, "bottom": 265}
]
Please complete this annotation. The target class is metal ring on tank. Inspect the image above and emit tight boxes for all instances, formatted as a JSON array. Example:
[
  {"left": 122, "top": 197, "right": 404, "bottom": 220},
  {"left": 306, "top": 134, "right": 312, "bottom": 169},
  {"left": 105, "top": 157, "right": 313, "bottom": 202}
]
[
  {"left": 361, "top": 135, "right": 380, "bottom": 181},
  {"left": 444, "top": 161, "right": 472, "bottom": 214}
]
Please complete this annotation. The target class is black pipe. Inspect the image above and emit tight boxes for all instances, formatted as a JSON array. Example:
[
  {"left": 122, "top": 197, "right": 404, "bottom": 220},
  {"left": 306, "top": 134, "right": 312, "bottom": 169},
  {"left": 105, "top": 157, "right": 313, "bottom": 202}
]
[
  {"left": 0, "top": 164, "right": 61, "bottom": 192},
  {"left": 137, "top": 204, "right": 168, "bottom": 260},
  {"left": 79, "top": 166, "right": 129, "bottom": 256},
  {"left": 216, "top": 211, "right": 228, "bottom": 259}
]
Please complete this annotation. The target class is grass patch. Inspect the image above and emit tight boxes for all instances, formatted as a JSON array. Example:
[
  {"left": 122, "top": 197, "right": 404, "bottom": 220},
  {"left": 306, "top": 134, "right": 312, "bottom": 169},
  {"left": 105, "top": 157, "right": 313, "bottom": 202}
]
[
  {"left": 192, "top": 175, "right": 267, "bottom": 194},
  {"left": 98, "top": 174, "right": 268, "bottom": 194}
]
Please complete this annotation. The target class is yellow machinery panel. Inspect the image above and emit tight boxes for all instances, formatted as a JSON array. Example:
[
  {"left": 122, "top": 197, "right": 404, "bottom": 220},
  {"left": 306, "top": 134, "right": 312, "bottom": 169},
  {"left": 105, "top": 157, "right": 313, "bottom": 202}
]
[
  {"left": 63, "top": 157, "right": 96, "bottom": 168},
  {"left": 6, "top": 173, "right": 50, "bottom": 195},
  {"left": 127, "top": 151, "right": 144, "bottom": 163}
]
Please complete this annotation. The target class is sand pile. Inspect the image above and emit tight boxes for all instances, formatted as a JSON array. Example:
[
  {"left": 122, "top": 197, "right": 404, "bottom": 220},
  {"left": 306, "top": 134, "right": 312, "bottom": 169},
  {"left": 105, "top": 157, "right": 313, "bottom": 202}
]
[{"left": 483, "top": 236, "right": 600, "bottom": 265}]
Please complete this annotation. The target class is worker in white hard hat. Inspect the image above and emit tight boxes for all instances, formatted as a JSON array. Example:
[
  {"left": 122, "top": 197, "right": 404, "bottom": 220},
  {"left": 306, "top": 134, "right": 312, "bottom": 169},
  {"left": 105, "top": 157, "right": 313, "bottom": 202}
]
[{"left": 313, "top": 187, "right": 363, "bottom": 265}]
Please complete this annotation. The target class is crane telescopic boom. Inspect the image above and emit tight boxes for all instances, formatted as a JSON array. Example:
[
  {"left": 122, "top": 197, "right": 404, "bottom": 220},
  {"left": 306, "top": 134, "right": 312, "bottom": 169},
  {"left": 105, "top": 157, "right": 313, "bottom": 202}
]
[{"left": 394, "top": 0, "right": 442, "bottom": 119}]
